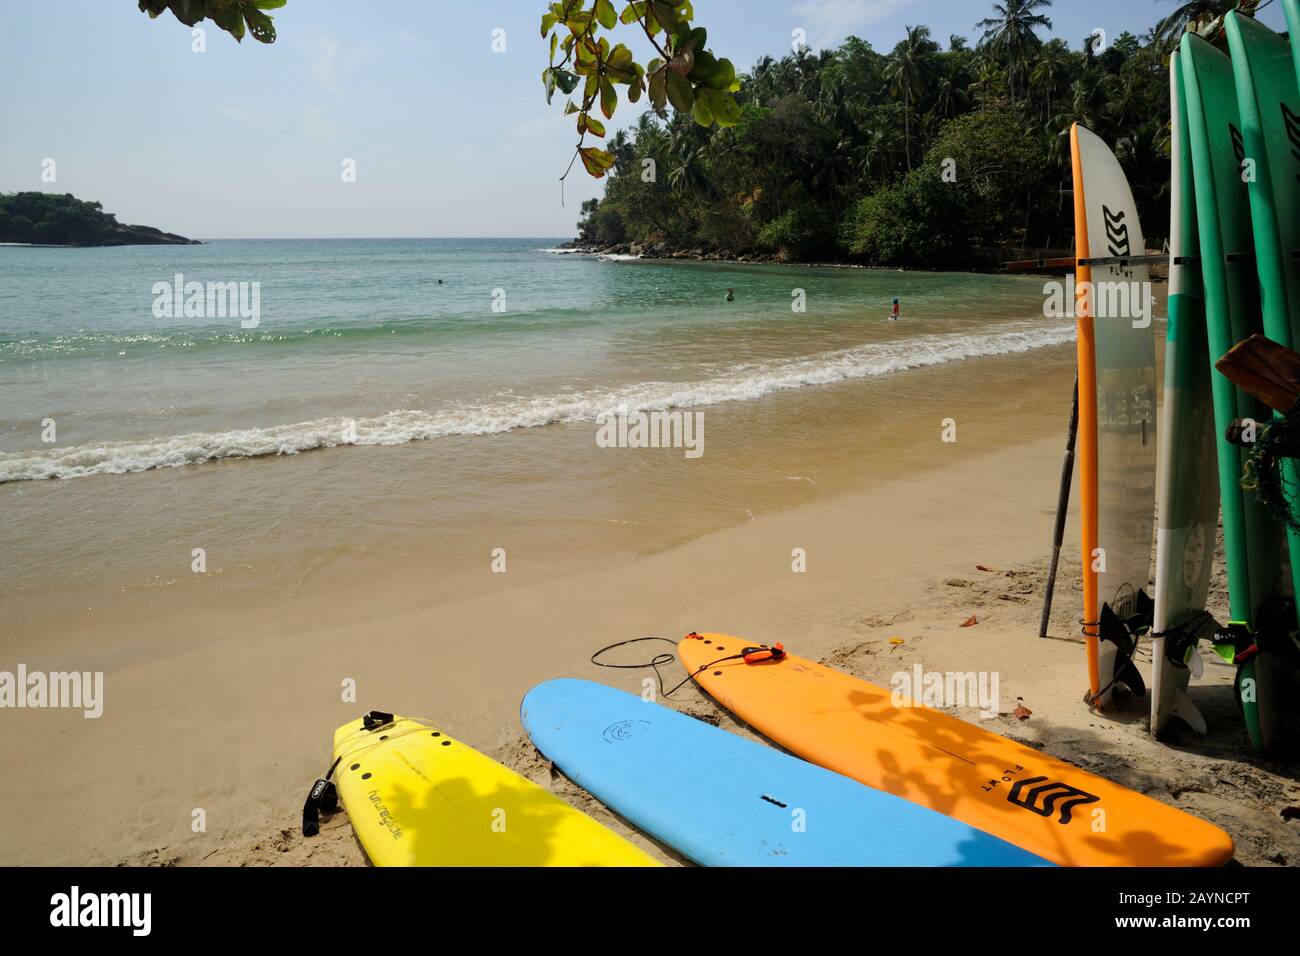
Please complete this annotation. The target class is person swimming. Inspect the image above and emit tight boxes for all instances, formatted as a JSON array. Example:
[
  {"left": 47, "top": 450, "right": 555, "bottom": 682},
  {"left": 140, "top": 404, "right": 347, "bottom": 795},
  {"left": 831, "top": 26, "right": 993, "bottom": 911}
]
[
  {"left": 889, "top": 297, "right": 900, "bottom": 320},
  {"left": 725, "top": 287, "right": 735, "bottom": 302}
]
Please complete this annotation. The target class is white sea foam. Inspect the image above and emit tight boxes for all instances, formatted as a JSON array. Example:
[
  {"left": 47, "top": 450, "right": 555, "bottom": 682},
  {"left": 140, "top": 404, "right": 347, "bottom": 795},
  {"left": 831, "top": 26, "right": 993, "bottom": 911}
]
[
  {"left": 0, "top": 320, "right": 1075, "bottom": 482},
  {"left": 596, "top": 253, "right": 642, "bottom": 262}
]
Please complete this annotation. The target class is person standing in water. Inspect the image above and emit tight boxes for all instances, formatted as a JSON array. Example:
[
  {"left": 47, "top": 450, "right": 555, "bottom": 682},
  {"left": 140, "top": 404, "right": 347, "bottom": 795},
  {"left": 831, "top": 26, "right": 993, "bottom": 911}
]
[
  {"left": 889, "top": 297, "right": 900, "bottom": 321},
  {"left": 725, "top": 287, "right": 735, "bottom": 302}
]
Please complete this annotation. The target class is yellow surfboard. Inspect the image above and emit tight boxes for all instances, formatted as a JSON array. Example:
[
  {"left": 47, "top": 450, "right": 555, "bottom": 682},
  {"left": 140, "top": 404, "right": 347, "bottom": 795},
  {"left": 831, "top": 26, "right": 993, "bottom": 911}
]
[
  {"left": 332, "top": 713, "right": 658, "bottom": 866},
  {"left": 680, "top": 634, "right": 1234, "bottom": 867}
]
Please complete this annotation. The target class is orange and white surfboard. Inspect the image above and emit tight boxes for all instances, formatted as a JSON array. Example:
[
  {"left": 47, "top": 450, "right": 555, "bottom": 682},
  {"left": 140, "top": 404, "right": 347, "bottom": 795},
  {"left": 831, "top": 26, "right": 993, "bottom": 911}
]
[{"left": 1070, "top": 123, "right": 1158, "bottom": 708}]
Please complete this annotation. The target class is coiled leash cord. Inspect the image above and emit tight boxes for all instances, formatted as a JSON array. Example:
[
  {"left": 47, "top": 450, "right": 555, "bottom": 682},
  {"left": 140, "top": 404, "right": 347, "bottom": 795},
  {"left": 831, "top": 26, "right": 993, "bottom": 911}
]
[
  {"left": 590, "top": 635, "right": 786, "bottom": 700},
  {"left": 301, "top": 710, "right": 398, "bottom": 837}
]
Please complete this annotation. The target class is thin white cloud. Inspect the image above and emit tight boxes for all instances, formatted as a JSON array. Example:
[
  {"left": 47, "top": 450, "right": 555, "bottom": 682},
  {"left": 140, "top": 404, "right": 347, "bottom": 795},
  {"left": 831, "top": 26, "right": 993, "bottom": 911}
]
[
  {"left": 298, "top": 29, "right": 374, "bottom": 95},
  {"left": 397, "top": 29, "right": 436, "bottom": 53},
  {"left": 791, "top": 0, "right": 906, "bottom": 50},
  {"left": 217, "top": 104, "right": 277, "bottom": 132},
  {"left": 299, "top": 106, "right": 344, "bottom": 144},
  {"left": 308, "top": 34, "right": 343, "bottom": 94},
  {"left": 508, "top": 110, "right": 574, "bottom": 142}
]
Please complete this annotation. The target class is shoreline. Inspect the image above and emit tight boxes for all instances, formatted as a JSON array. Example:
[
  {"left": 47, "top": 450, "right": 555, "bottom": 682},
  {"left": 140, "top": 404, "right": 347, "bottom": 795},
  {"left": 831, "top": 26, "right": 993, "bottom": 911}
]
[{"left": 553, "top": 239, "right": 1171, "bottom": 280}]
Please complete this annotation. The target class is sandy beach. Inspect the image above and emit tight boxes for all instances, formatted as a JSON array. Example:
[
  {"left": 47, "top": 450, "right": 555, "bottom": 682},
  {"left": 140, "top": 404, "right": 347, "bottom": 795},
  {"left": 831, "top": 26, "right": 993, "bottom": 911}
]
[{"left": 2, "top": 324, "right": 1296, "bottom": 868}]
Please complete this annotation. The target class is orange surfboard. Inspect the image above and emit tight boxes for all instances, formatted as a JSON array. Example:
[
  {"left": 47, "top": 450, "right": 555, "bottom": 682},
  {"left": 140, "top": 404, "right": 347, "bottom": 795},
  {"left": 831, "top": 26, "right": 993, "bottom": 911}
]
[{"left": 679, "top": 633, "right": 1234, "bottom": 867}]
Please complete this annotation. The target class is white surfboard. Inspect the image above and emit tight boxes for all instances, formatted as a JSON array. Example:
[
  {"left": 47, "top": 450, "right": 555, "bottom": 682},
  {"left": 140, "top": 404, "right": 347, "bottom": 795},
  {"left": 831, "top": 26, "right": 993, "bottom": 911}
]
[
  {"left": 1071, "top": 124, "right": 1158, "bottom": 708},
  {"left": 1151, "top": 52, "right": 1215, "bottom": 738}
]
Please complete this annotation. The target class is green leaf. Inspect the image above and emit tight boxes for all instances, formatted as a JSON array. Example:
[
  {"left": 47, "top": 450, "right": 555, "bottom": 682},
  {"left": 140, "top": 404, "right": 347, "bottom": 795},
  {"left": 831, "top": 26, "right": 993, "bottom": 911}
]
[
  {"left": 666, "top": 70, "right": 694, "bottom": 111},
  {"left": 599, "top": 77, "right": 618, "bottom": 119},
  {"left": 211, "top": 7, "right": 245, "bottom": 41},
  {"left": 691, "top": 92, "right": 713, "bottom": 126},
  {"left": 696, "top": 86, "right": 740, "bottom": 126},
  {"left": 581, "top": 113, "right": 607, "bottom": 137},
  {"left": 243, "top": 8, "right": 275, "bottom": 43},
  {"left": 595, "top": 0, "right": 617, "bottom": 29},
  {"left": 607, "top": 43, "right": 633, "bottom": 71},
  {"left": 689, "top": 49, "right": 717, "bottom": 82},
  {"left": 550, "top": 32, "right": 558, "bottom": 59},
  {"left": 564, "top": 12, "right": 593, "bottom": 33},
  {"left": 651, "top": 1, "right": 681, "bottom": 30},
  {"left": 541, "top": 11, "right": 558, "bottom": 36},
  {"left": 564, "top": 99, "right": 580, "bottom": 114},
  {"left": 579, "top": 146, "right": 616, "bottom": 177},
  {"left": 704, "top": 57, "right": 739, "bottom": 91},
  {"left": 627, "top": 77, "right": 644, "bottom": 104},
  {"left": 554, "top": 69, "right": 580, "bottom": 94},
  {"left": 648, "top": 68, "right": 668, "bottom": 112},
  {"left": 619, "top": 1, "right": 647, "bottom": 24}
]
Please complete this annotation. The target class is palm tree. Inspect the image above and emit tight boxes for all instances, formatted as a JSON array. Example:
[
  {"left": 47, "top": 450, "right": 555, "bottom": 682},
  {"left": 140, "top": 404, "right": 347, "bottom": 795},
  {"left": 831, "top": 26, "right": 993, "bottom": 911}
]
[
  {"left": 1049, "top": 75, "right": 1107, "bottom": 170},
  {"left": 1029, "top": 38, "right": 1071, "bottom": 125},
  {"left": 666, "top": 117, "right": 716, "bottom": 197},
  {"left": 885, "top": 25, "right": 935, "bottom": 171},
  {"left": 976, "top": 0, "right": 1053, "bottom": 103},
  {"left": 1152, "top": 0, "right": 1265, "bottom": 51},
  {"left": 859, "top": 126, "right": 900, "bottom": 181},
  {"left": 969, "top": 57, "right": 1008, "bottom": 107},
  {"left": 933, "top": 74, "right": 969, "bottom": 120},
  {"left": 747, "top": 55, "right": 778, "bottom": 105}
]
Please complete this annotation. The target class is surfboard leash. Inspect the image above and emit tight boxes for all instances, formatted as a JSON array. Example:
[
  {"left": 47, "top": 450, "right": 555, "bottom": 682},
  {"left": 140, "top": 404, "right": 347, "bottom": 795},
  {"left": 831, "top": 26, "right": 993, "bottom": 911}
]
[
  {"left": 301, "top": 710, "right": 401, "bottom": 837},
  {"left": 590, "top": 635, "right": 785, "bottom": 700},
  {"left": 1083, "top": 597, "right": 1153, "bottom": 709},
  {"left": 301, "top": 756, "right": 342, "bottom": 837}
]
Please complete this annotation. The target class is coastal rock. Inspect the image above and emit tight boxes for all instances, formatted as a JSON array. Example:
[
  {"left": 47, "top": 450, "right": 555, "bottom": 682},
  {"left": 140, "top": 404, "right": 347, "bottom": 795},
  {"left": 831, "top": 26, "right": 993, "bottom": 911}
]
[
  {"left": 0, "top": 191, "right": 202, "bottom": 247},
  {"left": 94, "top": 223, "right": 202, "bottom": 246}
]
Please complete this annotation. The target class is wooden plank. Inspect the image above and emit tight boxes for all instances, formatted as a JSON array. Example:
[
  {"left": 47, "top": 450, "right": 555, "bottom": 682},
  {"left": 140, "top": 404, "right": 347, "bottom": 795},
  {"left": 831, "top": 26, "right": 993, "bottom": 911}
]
[{"left": 1215, "top": 333, "right": 1300, "bottom": 412}]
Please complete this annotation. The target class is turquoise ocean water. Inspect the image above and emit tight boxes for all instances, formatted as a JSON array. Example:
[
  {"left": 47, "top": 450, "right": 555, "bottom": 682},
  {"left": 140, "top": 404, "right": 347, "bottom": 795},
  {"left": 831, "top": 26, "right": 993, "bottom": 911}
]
[
  {"left": 1, "top": 238, "right": 1075, "bottom": 611},
  {"left": 0, "top": 238, "right": 1069, "bottom": 476}
]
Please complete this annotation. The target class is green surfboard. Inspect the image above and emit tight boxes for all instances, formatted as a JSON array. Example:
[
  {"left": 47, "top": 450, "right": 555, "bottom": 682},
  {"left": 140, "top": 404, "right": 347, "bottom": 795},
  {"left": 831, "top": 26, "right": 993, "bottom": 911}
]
[
  {"left": 1180, "top": 32, "right": 1285, "bottom": 752},
  {"left": 1285, "top": 0, "right": 1300, "bottom": 87},
  {"left": 1152, "top": 50, "right": 1216, "bottom": 740},
  {"left": 1225, "top": 10, "right": 1300, "bottom": 752}
]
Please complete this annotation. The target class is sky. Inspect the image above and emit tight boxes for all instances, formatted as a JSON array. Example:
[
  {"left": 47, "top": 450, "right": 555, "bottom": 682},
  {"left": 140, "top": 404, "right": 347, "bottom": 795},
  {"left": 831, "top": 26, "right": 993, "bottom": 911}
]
[{"left": 0, "top": 0, "right": 1290, "bottom": 239}]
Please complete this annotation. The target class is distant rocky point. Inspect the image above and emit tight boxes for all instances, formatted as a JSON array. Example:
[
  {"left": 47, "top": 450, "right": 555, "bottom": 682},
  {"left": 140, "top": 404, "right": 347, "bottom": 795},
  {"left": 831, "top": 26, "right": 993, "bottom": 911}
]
[{"left": 0, "top": 191, "right": 200, "bottom": 246}]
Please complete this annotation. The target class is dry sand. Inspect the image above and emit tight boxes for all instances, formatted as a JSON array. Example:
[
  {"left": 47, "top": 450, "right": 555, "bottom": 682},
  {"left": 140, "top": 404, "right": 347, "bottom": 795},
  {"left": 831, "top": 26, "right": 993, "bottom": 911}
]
[{"left": 130, "top": 435, "right": 1300, "bottom": 868}]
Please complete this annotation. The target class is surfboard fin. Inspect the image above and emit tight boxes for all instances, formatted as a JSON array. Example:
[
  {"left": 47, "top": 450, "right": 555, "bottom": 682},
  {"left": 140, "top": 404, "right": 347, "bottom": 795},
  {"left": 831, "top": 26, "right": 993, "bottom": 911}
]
[
  {"left": 1098, "top": 598, "right": 1149, "bottom": 698},
  {"left": 1170, "top": 688, "right": 1207, "bottom": 735}
]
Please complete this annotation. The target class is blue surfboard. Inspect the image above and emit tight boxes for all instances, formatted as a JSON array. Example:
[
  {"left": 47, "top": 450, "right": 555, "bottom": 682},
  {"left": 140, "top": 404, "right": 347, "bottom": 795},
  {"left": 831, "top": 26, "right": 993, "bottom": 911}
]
[{"left": 520, "top": 679, "right": 1052, "bottom": 867}]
